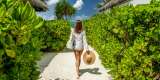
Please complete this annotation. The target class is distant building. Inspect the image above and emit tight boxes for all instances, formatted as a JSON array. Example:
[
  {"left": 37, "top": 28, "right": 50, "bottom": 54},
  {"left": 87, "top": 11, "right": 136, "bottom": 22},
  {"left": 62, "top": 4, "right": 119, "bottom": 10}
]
[
  {"left": 130, "top": 0, "right": 151, "bottom": 6},
  {"left": 100, "top": 0, "right": 151, "bottom": 12}
]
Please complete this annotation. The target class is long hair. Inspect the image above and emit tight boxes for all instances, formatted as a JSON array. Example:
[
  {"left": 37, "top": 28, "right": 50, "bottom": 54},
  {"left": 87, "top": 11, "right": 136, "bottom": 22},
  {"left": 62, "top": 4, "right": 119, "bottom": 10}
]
[{"left": 74, "top": 20, "right": 83, "bottom": 33}]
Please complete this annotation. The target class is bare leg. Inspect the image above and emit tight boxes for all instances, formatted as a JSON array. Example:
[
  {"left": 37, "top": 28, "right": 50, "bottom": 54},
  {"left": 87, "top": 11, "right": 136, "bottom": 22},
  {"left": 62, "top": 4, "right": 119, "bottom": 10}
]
[
  {"left": 74, "top": 50, "right": 79, "bottom": 78},
  {"left": 74, "top": 50, "right": 83, "bottom": 79}
]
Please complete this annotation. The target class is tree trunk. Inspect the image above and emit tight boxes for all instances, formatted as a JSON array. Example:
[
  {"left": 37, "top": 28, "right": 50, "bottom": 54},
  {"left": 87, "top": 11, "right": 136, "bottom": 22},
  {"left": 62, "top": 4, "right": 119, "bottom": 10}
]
[
  {"left": 99, "top": 0, "right": 128, "bottom": 12},
  {"left": 31, "top": 0, "right": 48, "bottom": 11}
]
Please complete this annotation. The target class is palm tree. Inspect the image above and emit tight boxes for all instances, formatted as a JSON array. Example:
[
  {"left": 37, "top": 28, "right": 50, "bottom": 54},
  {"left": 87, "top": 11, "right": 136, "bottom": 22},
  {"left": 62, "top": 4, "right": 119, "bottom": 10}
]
[{"left": 55, "top": 0, "right": 76, "bottom": 20}]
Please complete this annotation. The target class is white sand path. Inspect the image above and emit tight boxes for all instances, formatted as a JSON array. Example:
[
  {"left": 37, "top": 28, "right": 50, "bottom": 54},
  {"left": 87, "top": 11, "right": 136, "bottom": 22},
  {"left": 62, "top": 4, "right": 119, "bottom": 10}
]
[{"left": 39, "top": 47, "right": 112, "bottom": 80}]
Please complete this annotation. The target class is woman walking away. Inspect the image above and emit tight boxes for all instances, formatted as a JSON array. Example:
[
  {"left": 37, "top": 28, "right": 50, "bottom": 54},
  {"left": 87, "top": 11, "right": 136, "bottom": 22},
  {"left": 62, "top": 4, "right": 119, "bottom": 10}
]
[{"left": 67, "top": 20, "right": 88, "bottom": 79}]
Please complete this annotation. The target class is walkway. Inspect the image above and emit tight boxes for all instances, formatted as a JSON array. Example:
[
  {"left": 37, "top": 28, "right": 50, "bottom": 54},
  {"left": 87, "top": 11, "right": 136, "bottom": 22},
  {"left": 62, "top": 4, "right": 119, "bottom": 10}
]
[{"left": 39, "top": 47, "right": 112, "bottom": 80}]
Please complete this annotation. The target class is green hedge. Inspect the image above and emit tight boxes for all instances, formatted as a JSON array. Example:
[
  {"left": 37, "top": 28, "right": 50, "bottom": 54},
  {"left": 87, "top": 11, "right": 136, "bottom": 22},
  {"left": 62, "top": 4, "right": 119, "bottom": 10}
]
[
  {"left": 35, "top": 20, "right": 70, "bottom": 52},
  {"left": 0, "top": 0, "right": 70, "bottom": 79},
  {"left": 84, "top": 2, "right": 160, "bottom": 80},
  {"left": 0, "top": 1, "right": 43, "bottom": 79}
]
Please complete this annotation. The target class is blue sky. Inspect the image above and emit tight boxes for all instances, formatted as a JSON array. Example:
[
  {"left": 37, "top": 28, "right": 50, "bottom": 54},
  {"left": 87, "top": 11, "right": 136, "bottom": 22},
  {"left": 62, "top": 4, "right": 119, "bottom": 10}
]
[
  {"left": 68, "top": 0, "right": 102, "bottom": 20},
  {"left": 36, "top": 0, "right": 151, "bottom": 20},
  {"left": 36, "top": 0, "right": 102, "bottom": 20},
  {"left": 68, "top": 0, "right": 151, "bottom": 20}
]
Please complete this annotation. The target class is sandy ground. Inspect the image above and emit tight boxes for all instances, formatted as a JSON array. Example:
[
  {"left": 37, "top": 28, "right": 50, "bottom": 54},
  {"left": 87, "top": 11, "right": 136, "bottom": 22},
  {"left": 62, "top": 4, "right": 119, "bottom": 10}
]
[{"left": 39, "top": 47, "right": 112, "bottom": 80}]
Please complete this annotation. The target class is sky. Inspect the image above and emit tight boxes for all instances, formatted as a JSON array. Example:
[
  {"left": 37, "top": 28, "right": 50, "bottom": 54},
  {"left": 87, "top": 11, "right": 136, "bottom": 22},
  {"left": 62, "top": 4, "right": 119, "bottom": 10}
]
[
  {"left": 36, "top": 0, "right": 151, "bottom": 20},
  {"left": 36, "top": 0, "right": 101, "bottom": 20},
  {"left": 68, "top": 0, "right": 101, "bottom": 20}
]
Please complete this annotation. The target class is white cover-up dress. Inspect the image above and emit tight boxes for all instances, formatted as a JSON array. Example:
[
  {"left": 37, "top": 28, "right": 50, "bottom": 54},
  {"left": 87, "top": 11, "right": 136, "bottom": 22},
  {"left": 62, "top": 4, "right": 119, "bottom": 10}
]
[{"left": 67, "top": 28, "right": 88, "bottom": 50}]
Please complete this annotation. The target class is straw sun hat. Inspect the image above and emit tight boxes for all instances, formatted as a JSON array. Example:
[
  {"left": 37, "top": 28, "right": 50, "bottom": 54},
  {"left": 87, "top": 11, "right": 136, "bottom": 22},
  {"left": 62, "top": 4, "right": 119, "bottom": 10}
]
[{"left": 83, "top": 50, "right": 96, "bottom": 65}]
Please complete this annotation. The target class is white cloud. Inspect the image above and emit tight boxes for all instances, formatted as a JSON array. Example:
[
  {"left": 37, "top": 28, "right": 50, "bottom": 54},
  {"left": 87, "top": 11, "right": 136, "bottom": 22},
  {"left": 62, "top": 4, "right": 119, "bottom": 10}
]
[
  {"left": 36, "top": 11, "right": 56, "bottom": 20},
  {"left": 73, "top": 0, "right": 84, "bottom": 10},
  {"left": 36, "top": 0, "right": 60, "bottom": 20},
  {"left": 47, "top": 0, "right": 59, "bottom": 5},
  {"left": 74, "top": 15, "right": 88, "bottom": 20}
]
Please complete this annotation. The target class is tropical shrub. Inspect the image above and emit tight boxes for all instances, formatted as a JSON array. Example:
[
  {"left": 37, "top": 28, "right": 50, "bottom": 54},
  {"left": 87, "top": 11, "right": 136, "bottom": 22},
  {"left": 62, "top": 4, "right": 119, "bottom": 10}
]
[
  {"left": 35, "top": 20, "right": 70, "bottom": 52},
  {"left": 0, "top": 0, "right": 71, "bottom": 79},
  {"left": 0, "top": 0, "right": 44, "bottom": 80},
  {"left": 84, "top": 2, "right": 160, "bottom": 80}
]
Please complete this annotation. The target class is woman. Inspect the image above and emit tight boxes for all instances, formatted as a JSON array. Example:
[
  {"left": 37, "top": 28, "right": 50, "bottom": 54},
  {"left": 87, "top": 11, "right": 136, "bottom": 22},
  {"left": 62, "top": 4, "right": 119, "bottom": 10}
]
[{"left": 67, "top": 20, "right": 88, "bottom": 79}]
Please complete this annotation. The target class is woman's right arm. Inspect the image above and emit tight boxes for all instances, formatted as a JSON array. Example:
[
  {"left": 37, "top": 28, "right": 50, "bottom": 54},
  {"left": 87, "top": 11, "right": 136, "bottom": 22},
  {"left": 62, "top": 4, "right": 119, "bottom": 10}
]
[
  {"left": 70, "top": 28, "right": 74, "bottom": 42},
  {"left": 66, "top": 28, "right": 74, "bottom": 49}
]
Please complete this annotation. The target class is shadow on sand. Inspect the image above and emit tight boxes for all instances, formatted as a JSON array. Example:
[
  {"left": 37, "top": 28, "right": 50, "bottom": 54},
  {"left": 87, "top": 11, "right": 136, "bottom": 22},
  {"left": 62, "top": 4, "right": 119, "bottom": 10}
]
[
  {"left": 79, "top": 67, "right": 102, "bottom": 76},
  {"left": 54, "top": 68, "right": 102, "bottom": 80}
]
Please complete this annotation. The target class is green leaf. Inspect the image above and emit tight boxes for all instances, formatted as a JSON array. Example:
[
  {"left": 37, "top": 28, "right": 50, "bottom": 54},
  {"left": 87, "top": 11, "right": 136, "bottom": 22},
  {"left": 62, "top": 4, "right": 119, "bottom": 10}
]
[
  {"left": 112, "top": 28, "right": 119, "bottom": 33},
  {"left": 5, "top": 49, "right": 16, "bottom": 58},
  {"left": 34, "top": 21, "right": 44, "bottom": 29}
]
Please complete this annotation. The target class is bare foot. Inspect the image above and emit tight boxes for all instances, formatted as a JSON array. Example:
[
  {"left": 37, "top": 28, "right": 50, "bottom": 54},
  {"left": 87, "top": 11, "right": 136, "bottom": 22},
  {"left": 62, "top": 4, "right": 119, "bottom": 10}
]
[
  {"left": 77, "top": 76, "right": 79, "bottom": 79},
  {"left": 76, "top": 72, "right": 80, "bottom": 79}
]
